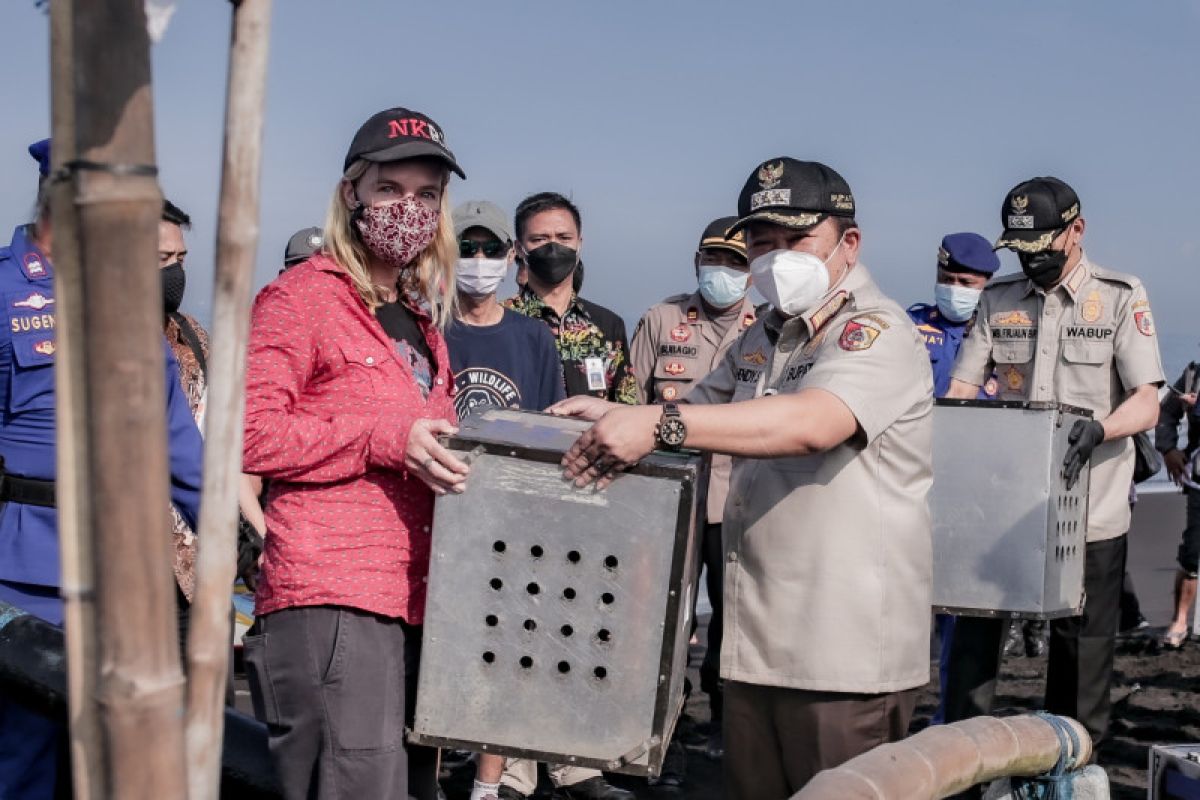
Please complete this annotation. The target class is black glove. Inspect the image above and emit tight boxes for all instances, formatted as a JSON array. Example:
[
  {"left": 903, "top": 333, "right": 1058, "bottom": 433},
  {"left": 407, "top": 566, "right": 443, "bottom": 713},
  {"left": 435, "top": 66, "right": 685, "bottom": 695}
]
[
  {"left": 1062, "top": 419, "right": 1106, "bottom": 490},
  {"left": 236, "top": 514, "right": 264, "bottom": 591}
]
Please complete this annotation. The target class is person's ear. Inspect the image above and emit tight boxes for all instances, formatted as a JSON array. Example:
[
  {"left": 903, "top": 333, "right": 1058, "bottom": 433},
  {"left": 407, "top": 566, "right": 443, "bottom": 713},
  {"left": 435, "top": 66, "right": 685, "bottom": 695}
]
[
  {"left": 841, "top": 226, "right": 862, "bottom": 265},
  {"left": 340, "top": 179, "right": 359, "bottom": 212}
]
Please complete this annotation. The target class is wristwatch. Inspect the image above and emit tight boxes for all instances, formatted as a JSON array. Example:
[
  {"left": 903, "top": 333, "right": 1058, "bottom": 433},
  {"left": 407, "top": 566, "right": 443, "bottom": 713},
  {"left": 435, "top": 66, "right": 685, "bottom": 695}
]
[{"left": 655, "top": 402, "right": 687, "bottom": 451}]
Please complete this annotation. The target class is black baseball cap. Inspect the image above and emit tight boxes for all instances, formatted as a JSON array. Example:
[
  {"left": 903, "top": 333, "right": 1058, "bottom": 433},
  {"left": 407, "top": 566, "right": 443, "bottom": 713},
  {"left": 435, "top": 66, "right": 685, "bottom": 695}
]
[
  {"left": 995, "top": 177, "right": 1080, "bottom": 253},
  {"left": 698, "top": 216, "right": 746, "bottom": 259},
  {"left": 727, "top": 158, "right": 855, "bottom": 237},
  {"left": 343, "top": 107, "right": 466, "bottom": 178}
]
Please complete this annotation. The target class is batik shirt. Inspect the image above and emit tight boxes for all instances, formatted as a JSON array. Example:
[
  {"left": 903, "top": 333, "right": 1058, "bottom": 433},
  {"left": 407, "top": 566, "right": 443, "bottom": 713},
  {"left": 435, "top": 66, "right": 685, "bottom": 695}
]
[{"left": 505, "top": 288, "right": 638, "bottom": 404}]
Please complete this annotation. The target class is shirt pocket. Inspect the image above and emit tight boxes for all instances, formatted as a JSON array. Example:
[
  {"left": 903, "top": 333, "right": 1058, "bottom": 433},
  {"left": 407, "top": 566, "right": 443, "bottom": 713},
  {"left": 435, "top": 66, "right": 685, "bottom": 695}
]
[
  {"left": 992, "top": 339, "right": 1035, "bottom": 400},
  {"left": 1059, "top": 338, "right": 1115, "bottom": 409},
  {"left": 4, "top": 305, "right": 57, "bottom": 414},
  {"left": 334, "top": 341, "right": 391, "bottom": 400}
]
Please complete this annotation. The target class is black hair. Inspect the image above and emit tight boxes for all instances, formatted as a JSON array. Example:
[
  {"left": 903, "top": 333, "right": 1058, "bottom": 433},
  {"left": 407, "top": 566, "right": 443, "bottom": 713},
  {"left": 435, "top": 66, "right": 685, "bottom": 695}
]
[
  {"left": 514, "top": 192, "right": 581, "bottom": 240},
  {"left": 162, "top": 199, "right": 192, "bottom": 229}
]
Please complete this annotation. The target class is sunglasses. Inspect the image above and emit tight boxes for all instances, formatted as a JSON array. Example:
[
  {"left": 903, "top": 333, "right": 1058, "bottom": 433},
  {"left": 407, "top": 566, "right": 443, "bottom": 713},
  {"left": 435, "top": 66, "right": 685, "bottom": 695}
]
[{"left": 459, "top": 239, "right": 509, "bottom": 259}]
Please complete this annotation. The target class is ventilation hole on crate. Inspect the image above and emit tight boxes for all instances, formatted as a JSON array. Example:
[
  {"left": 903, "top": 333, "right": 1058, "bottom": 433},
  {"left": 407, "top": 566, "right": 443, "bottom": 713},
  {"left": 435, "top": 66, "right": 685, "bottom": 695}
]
[
  {"left": 482, "top": 651, "right": 495, "bottom": 664},
  {"left": 596, "top": 628, "right": 611, "bottom": 643},
  {"left": 567, "top": 550, "right": 582, "bottom": 564},
  {"left": 600, "top": 592, "right": 615, "bottom": 606},
  {"left": 520, "top": 656, "right": 534, "bottom": 669},
  {"left": 493, "top": 540, "right": 507, "bottom": 554},
  {"left": 527, "top": 582, "right": 541, "bottom": 596},
  {"left": 558, "top": 661, "right": 571, "bottom": 674},
  {"left": 490, "top": 578, "right": 503, "bottom": 591},
  {"left": 561, "top": 624, "right": 574, "bottom": 637},
  {"left": 604, "top": 555, "right": 619, "bottom": 570},
  {"left": 530, "top": 544, "right": 544, "bottom": 559},
  {"left": 563, "top": 587, "right": 577, "bottom": 601},
  {"left": 593, "top": 666, "right": 608, "bottom": 680},
  {"left": 524, "top": 619, "right": 537, "bottom": 632},
  {"left": 485, "top": 614, "right": 499, "bottom": 627}
]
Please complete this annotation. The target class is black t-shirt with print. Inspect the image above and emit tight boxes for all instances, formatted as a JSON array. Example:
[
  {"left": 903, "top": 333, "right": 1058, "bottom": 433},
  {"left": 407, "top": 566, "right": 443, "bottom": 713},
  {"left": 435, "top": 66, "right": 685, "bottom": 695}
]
[{"left": 377, "top": 301, "right": 435, "bottom": 398}]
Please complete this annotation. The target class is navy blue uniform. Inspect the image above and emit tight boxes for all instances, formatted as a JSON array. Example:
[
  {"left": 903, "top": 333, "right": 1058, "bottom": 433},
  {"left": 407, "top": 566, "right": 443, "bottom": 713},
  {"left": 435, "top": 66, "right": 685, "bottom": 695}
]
[
  {"left": 445, "top": 308, "right": 565, "bottom": 417},
  {"left": 0, "top": 224, "right": 204, "bottom": 799},
  {"left": 907, "top": 303, "right": 998, "bottom": 400}
]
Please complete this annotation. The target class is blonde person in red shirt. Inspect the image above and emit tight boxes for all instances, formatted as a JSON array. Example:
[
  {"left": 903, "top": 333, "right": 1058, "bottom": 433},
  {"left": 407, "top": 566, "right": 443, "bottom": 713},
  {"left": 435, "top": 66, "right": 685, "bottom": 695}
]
[{"left": 241, "top": 107, "right": 470, "bottom": 800}]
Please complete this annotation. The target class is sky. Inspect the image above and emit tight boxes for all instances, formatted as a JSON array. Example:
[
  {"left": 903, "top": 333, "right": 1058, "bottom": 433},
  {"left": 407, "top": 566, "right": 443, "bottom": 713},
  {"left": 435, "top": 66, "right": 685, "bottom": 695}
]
[{"left": 2, "top": 1, "right": 1198, "bottom": 374}]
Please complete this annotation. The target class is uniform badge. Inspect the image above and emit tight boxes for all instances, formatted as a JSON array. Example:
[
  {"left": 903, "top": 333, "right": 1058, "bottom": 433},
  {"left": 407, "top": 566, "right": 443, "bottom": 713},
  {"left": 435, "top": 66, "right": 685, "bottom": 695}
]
[
  {"left": 34, "top": 340, "right": 55, "bottom": 356},
  {"left": 23, "top": 253, "right": 46, "bottom": 278},
  {"left": 1134, "top": 309, "right": 1155, "bottom": 337},
  {"left": 664, "top": 361, "right": 685, "bottom": 376},
  {"left": 12, "top": 292, "right": 54, "bottom": 311},
  {"left": 1080, "top": 290, "right": 1103, "bottom": 323},
  {"left": 1004, "top": 364, "right": 1024, "bottom": 392},
  {"left": 670, "top": 325, "right": 691, "bottom": 342},
  {"left": 991, "top": 310, "right": 1033, "bottom": 326},
  {"left": 661, "top": 386, "right": 678, "bottom": 401},
  {"left": 686, "top": 307, "right": 699, "bottom": 322},
  {"left": 742, "top": 313, "right": 754, "bottom": 329},
  {"left": 1010, "top": 195, "right": 1029, "bottom": 213},
  {"left": 838, "top": 318, "right": 881, "bottom": 351},
  {"left": 757, "top": 161, "right": 784, "bottom": 190},
  {"left": 743, "top": 349, "right": 766, "bottom": 365},
  {"left": 984, "top": 377, "right": 1000, "bottom": 397}
]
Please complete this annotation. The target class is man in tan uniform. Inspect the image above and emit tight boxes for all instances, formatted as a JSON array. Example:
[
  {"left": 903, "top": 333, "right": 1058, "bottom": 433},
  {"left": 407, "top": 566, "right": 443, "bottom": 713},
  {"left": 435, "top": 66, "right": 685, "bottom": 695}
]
[
  {"left": 944, "top": 177, "right": 1163, "bottom": 754},
  {"left": 551, "top": 158, "right": 934, "bottom": 799},
  {"left": 629, "top": 216, "right": 756, "bottom": 759}
]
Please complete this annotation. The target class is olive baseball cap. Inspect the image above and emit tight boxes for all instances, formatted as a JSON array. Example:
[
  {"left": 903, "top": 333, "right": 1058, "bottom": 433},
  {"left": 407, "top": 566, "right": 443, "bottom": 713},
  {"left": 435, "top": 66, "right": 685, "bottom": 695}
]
[{"left": 453, "top": 200, "right": 512, "bottom": 241}]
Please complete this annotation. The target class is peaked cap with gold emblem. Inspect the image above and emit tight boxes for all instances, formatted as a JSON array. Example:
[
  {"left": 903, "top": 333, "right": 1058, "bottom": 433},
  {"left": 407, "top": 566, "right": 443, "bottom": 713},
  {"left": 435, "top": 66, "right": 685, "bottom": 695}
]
[
  {"left": 727, "top": 157, "right": 856, "bottom": 237},
  {"left": 995, "top": 176, "right": 1080, "bottom": 253}
]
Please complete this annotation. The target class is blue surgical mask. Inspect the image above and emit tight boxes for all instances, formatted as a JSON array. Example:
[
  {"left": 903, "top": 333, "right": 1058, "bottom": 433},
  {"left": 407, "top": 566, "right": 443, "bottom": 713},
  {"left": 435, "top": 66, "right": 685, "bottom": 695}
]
[
  {"left": 934, "top": 282, "right": 983, "bottom": 323},
  {"left": 698, "top": 265, "right": 749, "bottom": 308}
]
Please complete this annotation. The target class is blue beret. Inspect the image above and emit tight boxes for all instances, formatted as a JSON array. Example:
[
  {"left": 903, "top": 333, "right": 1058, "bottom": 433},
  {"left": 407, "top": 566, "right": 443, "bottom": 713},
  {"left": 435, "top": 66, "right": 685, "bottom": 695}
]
[
  {"left": 28, "top": 139, "right": 51, "bottom": 177},
  {"left": 937, "top": 232, "right": 999, "bottom": 275}
]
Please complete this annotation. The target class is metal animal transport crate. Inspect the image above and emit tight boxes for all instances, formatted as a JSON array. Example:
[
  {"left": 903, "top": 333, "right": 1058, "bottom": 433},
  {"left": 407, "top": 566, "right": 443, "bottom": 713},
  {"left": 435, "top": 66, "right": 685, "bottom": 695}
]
[
  {"left": 410, "top": 409, "right": 704, "bottom": 777},
  {"left": 1150, "top": 744, "right": 1200, "bottom": 799},
  {"left": 932, "top": 400, "right": 1091, "bottom": 620}
]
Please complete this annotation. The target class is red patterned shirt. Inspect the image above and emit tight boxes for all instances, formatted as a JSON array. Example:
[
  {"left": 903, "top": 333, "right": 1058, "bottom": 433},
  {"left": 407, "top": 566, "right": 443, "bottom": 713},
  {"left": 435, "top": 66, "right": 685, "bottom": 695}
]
[{"left": 243, "top": 255, "right": 456, "bottom": 622}]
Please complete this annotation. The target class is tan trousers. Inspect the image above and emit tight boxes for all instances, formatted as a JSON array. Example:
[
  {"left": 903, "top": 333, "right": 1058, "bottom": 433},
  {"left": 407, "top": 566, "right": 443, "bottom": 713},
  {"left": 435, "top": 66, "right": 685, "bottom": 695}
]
[{"left": 500, "top": 759, "right": 601, "bottom": 795}]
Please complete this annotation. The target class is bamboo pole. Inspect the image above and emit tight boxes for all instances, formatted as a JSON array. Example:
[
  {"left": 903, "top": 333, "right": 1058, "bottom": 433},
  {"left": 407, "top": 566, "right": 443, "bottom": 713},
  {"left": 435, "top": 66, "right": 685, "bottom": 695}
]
[
  {"left": 63, "top": 1, "right": 188, "bottom": 797},
  {"left": 185, "top": 1, "right": 273, "bottom": 797},
  {"left": 48, "top": 1, "right": 105, "bottom": 797},
  {"left": 793, "top": 714, "right": 1092, "bottom": 800}
]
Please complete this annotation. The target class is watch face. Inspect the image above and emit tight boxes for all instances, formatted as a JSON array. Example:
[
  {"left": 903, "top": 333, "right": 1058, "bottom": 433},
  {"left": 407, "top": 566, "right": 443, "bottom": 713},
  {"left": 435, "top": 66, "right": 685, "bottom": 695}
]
[{"left": 660, "top": 417, "right": 687, "bottom": 447}]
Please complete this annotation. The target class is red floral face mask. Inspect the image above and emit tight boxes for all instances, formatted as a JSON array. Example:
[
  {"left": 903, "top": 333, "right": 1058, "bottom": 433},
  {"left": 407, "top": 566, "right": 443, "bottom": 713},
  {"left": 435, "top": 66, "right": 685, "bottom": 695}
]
[{"left": 355, "top": 196, "right": 441, "bottom": 269}]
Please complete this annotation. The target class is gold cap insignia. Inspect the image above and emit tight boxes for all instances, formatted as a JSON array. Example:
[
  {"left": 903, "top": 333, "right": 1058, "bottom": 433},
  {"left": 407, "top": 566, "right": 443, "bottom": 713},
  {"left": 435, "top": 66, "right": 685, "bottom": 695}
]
[
  {"left": 757, "top": 161, "right": 784, "bottom": 190},
  {"left": 1011, "top": 194, "right": 1029, "bottom": 213}
]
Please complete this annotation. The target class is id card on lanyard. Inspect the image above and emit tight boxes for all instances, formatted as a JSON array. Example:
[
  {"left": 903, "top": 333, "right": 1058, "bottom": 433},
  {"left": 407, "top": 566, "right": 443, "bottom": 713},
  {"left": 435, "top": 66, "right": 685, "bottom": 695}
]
[{"left": 585, "top": 357, "right": 607, "bottom": 392}]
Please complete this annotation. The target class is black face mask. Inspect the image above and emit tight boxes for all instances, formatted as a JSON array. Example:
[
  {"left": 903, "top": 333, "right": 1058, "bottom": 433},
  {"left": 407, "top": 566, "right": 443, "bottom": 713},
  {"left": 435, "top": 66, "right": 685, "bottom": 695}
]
[
  {"left": 1018, "top": 248, "right": 1068, "bottom": 288},
  {"left": 524, "top": 242, "right": 579, "bottom": 286},
  {"left": 161, "top": 262, "right": 186, "bottom": 314}
]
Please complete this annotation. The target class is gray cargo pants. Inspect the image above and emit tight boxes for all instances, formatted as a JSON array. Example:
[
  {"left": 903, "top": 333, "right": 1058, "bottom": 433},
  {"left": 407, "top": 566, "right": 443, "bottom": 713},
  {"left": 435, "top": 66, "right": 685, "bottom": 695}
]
[{"left": 243, "top": 605, "right": 438, "bottom": 800}]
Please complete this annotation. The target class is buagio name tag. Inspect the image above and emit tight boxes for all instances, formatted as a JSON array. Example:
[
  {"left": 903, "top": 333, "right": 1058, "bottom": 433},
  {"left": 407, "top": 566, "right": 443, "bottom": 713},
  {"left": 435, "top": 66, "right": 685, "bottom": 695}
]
[{"left": 585, "top": 357, "right": 607, "bottom": 391}]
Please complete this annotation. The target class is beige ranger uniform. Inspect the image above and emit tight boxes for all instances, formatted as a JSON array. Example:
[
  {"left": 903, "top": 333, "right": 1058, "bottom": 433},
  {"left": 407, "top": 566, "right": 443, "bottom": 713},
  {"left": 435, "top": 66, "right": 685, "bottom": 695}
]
[
  {"left": 629, "top": 292, "right": 756, "bottom": 522},
  {"left": 688, "top": 264, "right": 934, "bottom": 692},
  {"left": 952, "top": 254, "right": 1166, "bottom": 541}
]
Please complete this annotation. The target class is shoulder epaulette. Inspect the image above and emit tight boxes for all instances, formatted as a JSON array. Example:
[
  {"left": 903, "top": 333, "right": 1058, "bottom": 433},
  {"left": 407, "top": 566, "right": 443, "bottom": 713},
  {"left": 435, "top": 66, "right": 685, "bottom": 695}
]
[{"left": 1089, "top": 265, "right": 1140, "bottom": 289}]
